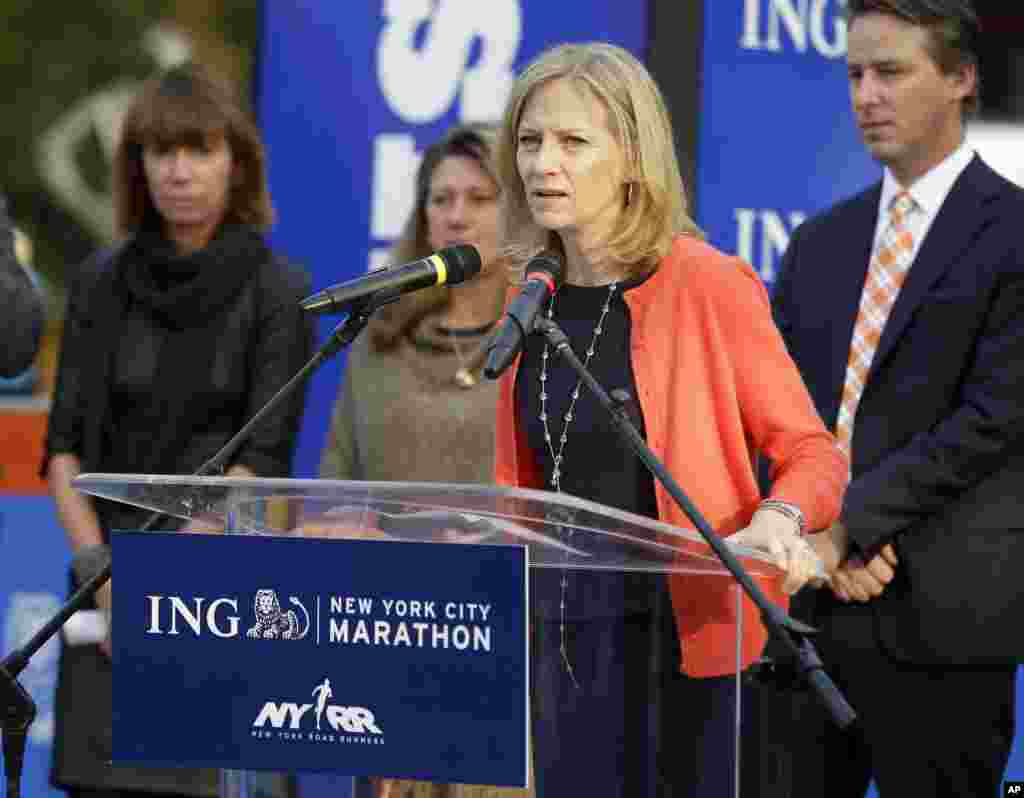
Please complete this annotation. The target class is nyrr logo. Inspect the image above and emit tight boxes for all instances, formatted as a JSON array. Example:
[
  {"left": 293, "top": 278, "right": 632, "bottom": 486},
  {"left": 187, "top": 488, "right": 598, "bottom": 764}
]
[
  {"left": 252, "top": 677, "right": 385, "bottom": 746},
  {"left": 145, "top": 590, "right": 310, "bottom": 640}
]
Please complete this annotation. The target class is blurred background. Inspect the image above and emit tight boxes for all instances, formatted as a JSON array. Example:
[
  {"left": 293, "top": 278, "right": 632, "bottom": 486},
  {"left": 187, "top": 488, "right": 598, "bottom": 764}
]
[
  {"left": 0, "top": 0, "right": 260, "bottom": 401},
  {"left": 1, "top": 1, "right": 1020, "bottom": 401},
  {"left": 0, "top": 2, "right": 1021, "bottom": 797}
]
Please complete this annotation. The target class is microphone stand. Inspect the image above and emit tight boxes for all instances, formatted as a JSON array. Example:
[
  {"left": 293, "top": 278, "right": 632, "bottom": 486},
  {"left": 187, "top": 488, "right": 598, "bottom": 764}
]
[
  {"left": 534, "top": 317, "right": 856, "bottom": 730},
  {"left": 0, "top": 293, "right": 393, "bottom": 798}
]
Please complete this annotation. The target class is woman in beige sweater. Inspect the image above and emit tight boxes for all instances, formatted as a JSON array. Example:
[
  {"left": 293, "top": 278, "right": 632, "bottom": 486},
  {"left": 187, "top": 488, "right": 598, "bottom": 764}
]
[{"left": 319, "top": 123, "right": 532, "bottom": 798}]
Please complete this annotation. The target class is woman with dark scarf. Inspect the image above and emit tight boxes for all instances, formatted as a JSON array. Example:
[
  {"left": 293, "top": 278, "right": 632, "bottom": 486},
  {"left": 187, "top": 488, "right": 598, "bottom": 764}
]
[{"left": 42, "top": 63, "right": 313, "bottom": 798}]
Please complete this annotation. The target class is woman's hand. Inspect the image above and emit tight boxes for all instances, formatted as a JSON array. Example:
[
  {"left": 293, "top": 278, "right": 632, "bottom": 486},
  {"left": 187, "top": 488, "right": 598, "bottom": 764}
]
[
  {"left": 180, "top": 515, "right": 225, "bottom": 534},
  {"left": 729, "top": 507, "right": 823, "bottom": 594},
  {"left": 294, "top": 508, "right": 385, "bottom": 540}
]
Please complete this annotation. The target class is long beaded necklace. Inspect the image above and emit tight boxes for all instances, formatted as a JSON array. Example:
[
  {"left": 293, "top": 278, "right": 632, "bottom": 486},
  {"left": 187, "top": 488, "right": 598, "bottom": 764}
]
[{"left": 539, "top": 281, "right": 617, "bottom": 687}]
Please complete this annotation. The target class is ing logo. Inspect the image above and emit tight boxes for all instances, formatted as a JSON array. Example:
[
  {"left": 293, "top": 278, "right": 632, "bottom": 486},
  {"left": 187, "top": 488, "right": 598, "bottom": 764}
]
[
  {"left": 740, "top": 0, "right": 848, "bottom": 58},
  {"left": 145, "top": 591, "right": 311, "bottom": 640},
  {"left": 247, "top": 589, "right": 310, "bottom": 641}
]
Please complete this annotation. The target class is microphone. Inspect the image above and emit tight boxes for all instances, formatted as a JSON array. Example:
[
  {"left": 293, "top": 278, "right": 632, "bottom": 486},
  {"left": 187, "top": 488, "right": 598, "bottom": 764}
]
[
  {"left": 484, "top": 250, "right": 565, "bottom": 379},
  {"left": 300, "top": 244, "right": 482, "bottom": 315}
]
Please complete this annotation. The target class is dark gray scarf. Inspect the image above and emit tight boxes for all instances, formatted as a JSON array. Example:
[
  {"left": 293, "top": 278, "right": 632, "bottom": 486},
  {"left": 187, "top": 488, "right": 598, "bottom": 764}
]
[{"left": 91, "top": 223, "right": 270, "bottom": 479}]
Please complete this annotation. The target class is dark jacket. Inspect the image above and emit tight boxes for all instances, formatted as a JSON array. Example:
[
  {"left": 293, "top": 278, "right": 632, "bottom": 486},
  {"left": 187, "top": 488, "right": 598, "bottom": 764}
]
[
  {"left": 0, "top": 192, "right": 44, "bottom": 377},
  {"left": 44, "top": 242, "right": 313, "bottom": 491},
  {"left": 46, "top": 236, "right": 314, "bottom": 794},
  {"left": 774, "top": 156, "right": 1024, "bottom": 665}
]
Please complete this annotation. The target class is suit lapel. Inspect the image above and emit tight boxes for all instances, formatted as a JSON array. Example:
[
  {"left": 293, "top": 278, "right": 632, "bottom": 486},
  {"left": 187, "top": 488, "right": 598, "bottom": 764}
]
[{"left": 870, "top": 156, "right": 1000, "bottom": 378}]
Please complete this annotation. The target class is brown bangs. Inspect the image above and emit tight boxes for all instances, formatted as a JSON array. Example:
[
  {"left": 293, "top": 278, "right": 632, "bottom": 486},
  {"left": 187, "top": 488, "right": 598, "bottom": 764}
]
[
  {"left": 124, "top": 70, "right": 232, "bottom": 152},
  {"left": 132, "top": 108, "right": 229, "bottom": 154}
]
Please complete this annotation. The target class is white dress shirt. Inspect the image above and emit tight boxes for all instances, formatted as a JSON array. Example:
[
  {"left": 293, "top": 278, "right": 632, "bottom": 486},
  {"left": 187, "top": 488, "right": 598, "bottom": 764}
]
[{"left": 873, "top": 141, "right": 976, "bottom": 266}]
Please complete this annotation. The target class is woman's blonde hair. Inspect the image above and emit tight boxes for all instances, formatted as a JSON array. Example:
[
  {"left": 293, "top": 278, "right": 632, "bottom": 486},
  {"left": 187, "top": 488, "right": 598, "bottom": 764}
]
[{"left": 498, "top": 42, "right": 700, "bottom": 280}]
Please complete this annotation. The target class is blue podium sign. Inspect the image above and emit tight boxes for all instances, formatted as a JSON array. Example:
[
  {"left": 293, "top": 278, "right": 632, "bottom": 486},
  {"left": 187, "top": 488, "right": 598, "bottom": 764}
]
[{"left": 112, "top": 532, "right": 528, "bottom": 786}]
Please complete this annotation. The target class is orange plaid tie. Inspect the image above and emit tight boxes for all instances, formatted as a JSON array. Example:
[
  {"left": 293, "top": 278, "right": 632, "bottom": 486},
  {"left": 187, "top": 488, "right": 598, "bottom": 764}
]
[{"left": 835, "top": 191, "right": 917, "bottom": 457}]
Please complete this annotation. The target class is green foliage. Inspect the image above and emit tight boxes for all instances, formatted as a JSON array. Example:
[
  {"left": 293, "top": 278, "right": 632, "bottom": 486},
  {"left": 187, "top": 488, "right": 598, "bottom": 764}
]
[{"left": 0, "top": 0, "right": 259, "bottom": 304}]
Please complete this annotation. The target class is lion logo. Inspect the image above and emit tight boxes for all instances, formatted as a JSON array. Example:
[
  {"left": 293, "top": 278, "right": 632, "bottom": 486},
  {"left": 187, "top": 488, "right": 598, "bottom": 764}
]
[{"left": 246, "top": 589, "right": 310, "bottom": 640}]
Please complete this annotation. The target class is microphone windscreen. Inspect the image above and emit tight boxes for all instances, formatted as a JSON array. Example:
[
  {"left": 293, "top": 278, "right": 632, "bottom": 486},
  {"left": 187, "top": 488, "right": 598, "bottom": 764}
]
[
  {"left": 439, "top": 244, "right": 482, "bottom": 284},
  {"left": 526, "top": 250, "right": 566, "bottom": 288}
]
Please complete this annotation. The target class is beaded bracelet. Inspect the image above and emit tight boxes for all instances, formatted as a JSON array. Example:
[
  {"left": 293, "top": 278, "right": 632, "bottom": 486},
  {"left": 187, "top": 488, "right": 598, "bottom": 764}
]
[{"left": 758, "top": 499, "right": 807, "bottom": 536}]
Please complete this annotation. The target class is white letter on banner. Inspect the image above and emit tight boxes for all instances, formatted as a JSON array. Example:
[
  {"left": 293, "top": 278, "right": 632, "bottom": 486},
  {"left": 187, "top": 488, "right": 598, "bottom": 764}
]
[
  {"left": 371, "top": 133, "right": 422, "bottom": 241},
  {"left": 330, "top": 618, "right": 349, "bottom": 643},
  {"left": 766, "top": 0, "right": 808, "bottom": 53},
  {"left": 734, "top": 208, "right": 807, "bottom": 284},
  {"left": 207, "top": 598, "right": 239, "bottom": 638},
  {"left": 253, "top": 703, "right": 290, "bottom": 729},
  {"left": 168, "top": 597, "right": 202, "bottom": 636},
  {"left": 287, "top": 703, "right": 313, "bottom": 729},
  {"left": 741, "top": 0, "right": 762, "bottom": 49},
  {"left": 377, "top": 0, "right": 522, "bottom": 123},
  {"left": 146, "top": 595, "right": 163, "bottom": 633},
  {"left": 735, "top": 209, "right": 758, "bottom": 269},
  {"left": 810, "top": 0, "right": 847, "bottom": 58},
  {"left": 760, "top": 210, "right": 807, "bottom": 283}
]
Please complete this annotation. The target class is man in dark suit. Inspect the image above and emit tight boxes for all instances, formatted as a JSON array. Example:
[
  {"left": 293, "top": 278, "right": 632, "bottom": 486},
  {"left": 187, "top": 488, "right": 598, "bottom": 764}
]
[
  {"left": 772, "top": 1, "right": 1024, "bottom": 795},
  {"left": 0, "top": 191, "right": 44, "bottom": 377}
]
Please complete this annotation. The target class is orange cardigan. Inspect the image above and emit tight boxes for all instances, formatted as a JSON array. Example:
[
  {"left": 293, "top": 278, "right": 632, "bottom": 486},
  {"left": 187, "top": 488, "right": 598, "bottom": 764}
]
[{"left": 495, "top": 235, "right": 848, "bottom": 677}]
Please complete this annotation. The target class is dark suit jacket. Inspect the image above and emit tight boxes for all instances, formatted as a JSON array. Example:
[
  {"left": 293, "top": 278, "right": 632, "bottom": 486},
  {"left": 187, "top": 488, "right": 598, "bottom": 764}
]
[{"left": 774, "top": 156, "right": 1024, "bottom": 665}]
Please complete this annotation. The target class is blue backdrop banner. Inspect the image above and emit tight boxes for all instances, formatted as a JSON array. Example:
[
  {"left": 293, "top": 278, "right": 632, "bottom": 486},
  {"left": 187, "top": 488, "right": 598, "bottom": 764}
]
[
  {"left": 112, "top": 532, "right": 528, "bottom": 785},
  {"left": 696, "top": 0, "right": 877, "bottom": 288},
  {"left": 257, "top": 0, "right": 647, "bottom": 479}
]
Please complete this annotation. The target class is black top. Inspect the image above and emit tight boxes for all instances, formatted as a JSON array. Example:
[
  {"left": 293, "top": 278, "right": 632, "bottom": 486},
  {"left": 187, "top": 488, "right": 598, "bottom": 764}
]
[
  {"left": 515, "top": 272, "right": 659, "bottom": 619},
  {"left": 45, "top": 235, "right": 314, "bottom": 536}
]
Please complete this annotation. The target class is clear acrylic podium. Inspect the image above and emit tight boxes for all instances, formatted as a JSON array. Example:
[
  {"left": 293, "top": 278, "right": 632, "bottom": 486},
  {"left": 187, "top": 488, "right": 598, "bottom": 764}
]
[{"left": 75, "top": 473, "right": 784, "bottom": 798}]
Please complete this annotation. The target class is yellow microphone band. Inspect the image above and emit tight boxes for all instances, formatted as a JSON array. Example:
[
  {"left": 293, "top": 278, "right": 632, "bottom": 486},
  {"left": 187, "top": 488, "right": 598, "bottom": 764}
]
[{"left": 427, "top": 253, "right": 447, "bottom": 286}]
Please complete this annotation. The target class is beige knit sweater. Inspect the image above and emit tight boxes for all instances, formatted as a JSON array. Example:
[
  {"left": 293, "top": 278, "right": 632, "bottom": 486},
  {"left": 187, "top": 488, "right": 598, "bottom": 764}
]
[{"left": 319, "top": 313, "right": 499, "bottom": 485}]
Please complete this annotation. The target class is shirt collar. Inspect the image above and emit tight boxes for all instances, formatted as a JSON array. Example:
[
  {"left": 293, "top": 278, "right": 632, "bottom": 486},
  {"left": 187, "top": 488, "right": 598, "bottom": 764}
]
[{"left": 880, "top": 140, "right": 975, "bottom": 215}]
